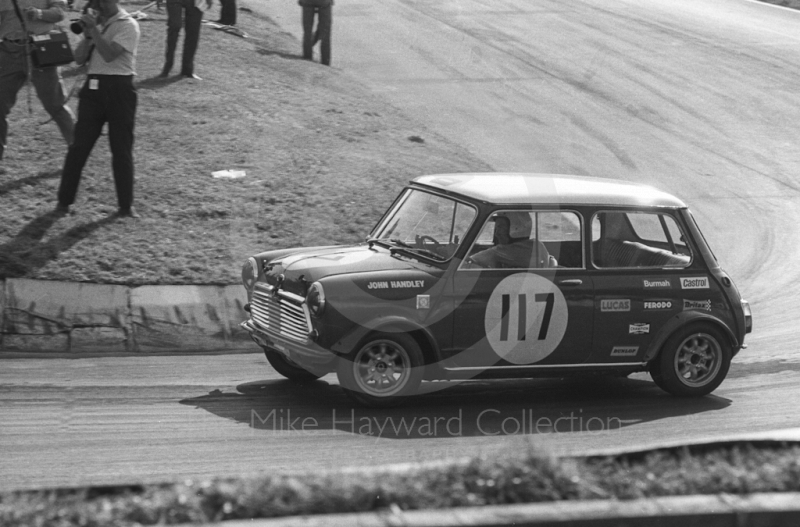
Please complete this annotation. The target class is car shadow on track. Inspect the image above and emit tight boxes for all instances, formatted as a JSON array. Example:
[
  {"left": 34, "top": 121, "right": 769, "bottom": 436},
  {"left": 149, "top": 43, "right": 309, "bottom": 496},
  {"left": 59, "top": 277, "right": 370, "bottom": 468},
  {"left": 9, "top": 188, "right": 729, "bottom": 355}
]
[{"left": 179, "top": 374, "right": 731, "bottom": 439}]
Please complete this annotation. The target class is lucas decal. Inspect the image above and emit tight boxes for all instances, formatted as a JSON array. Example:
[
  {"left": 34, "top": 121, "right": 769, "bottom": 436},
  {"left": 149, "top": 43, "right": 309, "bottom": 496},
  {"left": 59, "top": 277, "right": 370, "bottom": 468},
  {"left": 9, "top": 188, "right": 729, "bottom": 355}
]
[
  {"left": 600, "top": 299, "right": 630, "bottom": 312},
  {"left": 485, "top": 273, "right": 568, "bottom": 365}
]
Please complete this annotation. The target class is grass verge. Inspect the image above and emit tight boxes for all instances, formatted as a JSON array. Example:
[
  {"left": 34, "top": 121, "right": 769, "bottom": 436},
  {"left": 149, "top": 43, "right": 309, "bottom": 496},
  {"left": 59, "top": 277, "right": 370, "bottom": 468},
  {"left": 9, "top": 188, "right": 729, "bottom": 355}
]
[
  {"left": 0, "top": 0, "right": 490, "bottom": 285},
  {"left": 2, "top": 442, "right": 800, "bottom": 526}
]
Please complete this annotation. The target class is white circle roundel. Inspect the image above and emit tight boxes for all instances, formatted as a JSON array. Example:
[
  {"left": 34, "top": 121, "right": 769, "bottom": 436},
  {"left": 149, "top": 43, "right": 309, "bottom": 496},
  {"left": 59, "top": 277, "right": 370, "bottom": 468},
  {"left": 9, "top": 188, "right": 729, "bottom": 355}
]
[{"left": 484, "top": 273, "right": 568, "bottom": 365}]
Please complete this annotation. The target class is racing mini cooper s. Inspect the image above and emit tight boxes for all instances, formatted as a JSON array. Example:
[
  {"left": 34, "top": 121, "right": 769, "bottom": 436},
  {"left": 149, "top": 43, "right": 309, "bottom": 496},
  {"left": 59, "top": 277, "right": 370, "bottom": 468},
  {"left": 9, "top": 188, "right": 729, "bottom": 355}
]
[{"left": 240, "top": 173, "right": 752, "bottom": 407}]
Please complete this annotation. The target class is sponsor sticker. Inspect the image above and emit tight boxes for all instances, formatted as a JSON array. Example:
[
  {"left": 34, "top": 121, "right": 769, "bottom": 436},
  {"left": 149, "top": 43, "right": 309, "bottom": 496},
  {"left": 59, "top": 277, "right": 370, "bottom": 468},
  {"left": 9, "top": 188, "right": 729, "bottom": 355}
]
[
  {"left": 683, "top": 299, "right": 712, "bottom": 311},
  {"left": 416, "top": 295, "right": 430, "bottom": 309},
  {"left": 601, "top": 299, "right": 631, "bottom": 312},
  {"left": 611, "top": 346, "right": 639, "bottom": 356},
  {"left": 681, "top": 277, "right": 709, "bottom": 289},
  {"left": 629, "top": 323, "right": 650, "bottom": 335},
  {"left": 366, "top": 280, "right": 425, "bottom": 290},
  {"left": 643, "top": 278, "right": 671, "bottom": 289},
  {"left": 643, "top": 300, "right": 673, "bottom": 310}
]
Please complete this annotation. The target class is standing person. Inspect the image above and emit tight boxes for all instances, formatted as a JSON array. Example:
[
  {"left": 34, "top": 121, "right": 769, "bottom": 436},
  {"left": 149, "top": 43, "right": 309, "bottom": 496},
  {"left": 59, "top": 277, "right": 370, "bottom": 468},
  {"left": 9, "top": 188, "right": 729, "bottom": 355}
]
[
  {"left": 216, "top": 0, "right": 235, "bottom": 26},
  {"left": 159, "top": 0, "right": 212, "bottom": 79},
  {"left": 0, "top": 0, "right": 75, "bottom": 174},
  {"left": 299, "top": 0, "right": 332, "bottom": 66},
  {"left": 56, "top": 0, "right": 140, "bottom": 217}
]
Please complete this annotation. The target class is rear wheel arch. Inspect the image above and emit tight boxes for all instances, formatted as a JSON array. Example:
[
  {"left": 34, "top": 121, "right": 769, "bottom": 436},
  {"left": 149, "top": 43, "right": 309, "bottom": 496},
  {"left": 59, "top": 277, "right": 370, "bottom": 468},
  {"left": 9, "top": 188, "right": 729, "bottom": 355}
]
[
  {"left": 645, "top": 311, "right": 737, "bottom": 363},
  {"left": 650, "top": 321, "right": 732, "bottom": 396}
]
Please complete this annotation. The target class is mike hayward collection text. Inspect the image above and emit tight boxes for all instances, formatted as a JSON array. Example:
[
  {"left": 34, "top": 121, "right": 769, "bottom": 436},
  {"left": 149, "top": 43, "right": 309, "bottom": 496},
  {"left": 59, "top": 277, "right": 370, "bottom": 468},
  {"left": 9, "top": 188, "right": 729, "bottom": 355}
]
[{"left": 251, "top": 408, "right": 626, "bottom": 438}]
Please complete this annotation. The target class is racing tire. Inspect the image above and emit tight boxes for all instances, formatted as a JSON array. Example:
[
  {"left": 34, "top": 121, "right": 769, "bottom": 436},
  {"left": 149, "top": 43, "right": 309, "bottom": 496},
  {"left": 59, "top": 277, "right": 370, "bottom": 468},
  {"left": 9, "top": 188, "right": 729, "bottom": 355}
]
[
  {"left": 264, "top": 348, "right": 324, "bottom": 383},
  {"left": 337, "top": 332, "right": 424, "bottom": 408},
  {"left": 655, "top": 323, "right": 731, "bottom": 397}
]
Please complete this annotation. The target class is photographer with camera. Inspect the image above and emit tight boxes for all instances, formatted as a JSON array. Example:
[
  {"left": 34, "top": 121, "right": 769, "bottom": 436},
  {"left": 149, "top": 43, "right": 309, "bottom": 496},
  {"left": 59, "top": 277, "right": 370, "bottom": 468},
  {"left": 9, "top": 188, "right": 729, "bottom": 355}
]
[
  {"left": 0, "top": 0, "right": 75, "bottom": 174},
  {"left": 56, "top": 0, "right": 140, "bottom": 217}
]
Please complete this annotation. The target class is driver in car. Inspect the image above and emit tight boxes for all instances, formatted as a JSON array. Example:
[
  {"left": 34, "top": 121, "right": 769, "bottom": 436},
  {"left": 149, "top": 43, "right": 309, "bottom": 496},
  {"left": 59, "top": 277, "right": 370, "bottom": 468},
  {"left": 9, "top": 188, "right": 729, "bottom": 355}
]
[{"left": 469, "top": 212, "right": 551, "bottom": 268}]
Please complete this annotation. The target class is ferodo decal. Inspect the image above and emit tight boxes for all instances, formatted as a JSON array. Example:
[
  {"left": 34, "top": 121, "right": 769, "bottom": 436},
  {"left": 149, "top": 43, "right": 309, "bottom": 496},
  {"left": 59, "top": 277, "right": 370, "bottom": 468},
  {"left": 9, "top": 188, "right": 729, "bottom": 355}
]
[
  {"left": 683, "top": 299, "right": 712, "bottom": 311},
  {"left": 643, "top": 299, "right": 673, "bottom": 310},
  {"left": 643, "top": 278, "right": 671, "bottom": 288},
  {"left": 681, "top": 276, "right": 709, "bottom": 289},
  {"left": 485, "top": 273, "right": 568, "bottom": 365},
  {"left": 629, "top": 323, "right": 650, "bottom": 335},
  {"left": 611, "top": 346, "right": 639, "bottom": 357},
  {"left": 601, "top": 299, "right": 630, "bottom": 312}
]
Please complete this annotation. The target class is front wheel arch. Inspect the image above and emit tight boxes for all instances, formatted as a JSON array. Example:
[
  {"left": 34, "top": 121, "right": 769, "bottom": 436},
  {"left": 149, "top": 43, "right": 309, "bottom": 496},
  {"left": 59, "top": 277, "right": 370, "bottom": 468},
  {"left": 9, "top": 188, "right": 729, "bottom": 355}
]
[
  {"left": 330, "top": 317, "right": 442, "bottom": 364},
  {"left": 336, "top": 331, "right": 426, "bottom": 407}
]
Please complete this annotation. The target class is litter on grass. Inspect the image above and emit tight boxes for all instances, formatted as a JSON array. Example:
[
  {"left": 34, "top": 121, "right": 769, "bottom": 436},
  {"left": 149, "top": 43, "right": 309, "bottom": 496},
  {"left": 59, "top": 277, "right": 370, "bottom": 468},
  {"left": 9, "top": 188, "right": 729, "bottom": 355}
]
[{"left": 212, "top": 170, "right": 247, "bottom": 179}]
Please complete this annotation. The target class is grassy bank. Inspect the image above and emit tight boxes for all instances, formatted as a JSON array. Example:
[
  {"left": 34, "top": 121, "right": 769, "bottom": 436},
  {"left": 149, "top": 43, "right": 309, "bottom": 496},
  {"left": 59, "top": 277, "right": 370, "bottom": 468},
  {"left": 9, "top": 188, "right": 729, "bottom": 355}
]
[
  {"left": 2, "top": 442, "right": 799, "bottom": 526},
  {"left": 0, "top": 0, "right": 490, "bottom": 286}
]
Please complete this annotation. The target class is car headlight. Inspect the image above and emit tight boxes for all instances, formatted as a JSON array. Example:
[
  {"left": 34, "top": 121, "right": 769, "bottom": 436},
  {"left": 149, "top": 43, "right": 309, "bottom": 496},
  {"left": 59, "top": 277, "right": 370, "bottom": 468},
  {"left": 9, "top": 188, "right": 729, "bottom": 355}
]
[
  {"left": 242, "top": 257, "right": 258, "bottom": 295},
  {"left": 306, "top": 281, "right": 326, "bottom": 317}
]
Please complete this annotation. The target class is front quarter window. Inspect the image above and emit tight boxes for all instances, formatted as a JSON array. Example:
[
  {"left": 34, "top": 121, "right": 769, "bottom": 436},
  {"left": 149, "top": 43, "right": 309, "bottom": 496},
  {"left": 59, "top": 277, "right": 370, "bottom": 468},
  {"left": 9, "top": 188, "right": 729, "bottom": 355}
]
[{"left": 369, "top": 189, "right": 476, "bottom": 261}]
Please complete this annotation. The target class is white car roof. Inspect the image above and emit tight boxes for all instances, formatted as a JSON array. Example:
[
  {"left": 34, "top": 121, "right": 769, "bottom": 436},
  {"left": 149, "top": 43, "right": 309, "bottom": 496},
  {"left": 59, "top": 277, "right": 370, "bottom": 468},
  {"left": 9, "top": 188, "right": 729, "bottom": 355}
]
[{"left": 412, "top": 173, "right": 687, "bottom": 208}]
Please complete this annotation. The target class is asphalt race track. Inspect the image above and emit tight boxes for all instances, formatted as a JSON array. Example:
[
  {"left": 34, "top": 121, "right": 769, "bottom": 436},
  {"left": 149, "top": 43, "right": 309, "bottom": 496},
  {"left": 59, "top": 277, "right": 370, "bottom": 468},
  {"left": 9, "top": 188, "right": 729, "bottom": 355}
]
[{"left": 3, "top": 0, "right": 800, "bottom": 491}]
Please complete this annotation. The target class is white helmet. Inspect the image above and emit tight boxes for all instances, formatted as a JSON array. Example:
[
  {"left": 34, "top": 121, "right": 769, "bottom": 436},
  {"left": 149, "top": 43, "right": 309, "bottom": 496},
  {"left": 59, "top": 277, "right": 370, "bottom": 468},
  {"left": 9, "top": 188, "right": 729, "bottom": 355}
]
[{"left": 497, "top": 211, "right": 532, "bottom": 239}]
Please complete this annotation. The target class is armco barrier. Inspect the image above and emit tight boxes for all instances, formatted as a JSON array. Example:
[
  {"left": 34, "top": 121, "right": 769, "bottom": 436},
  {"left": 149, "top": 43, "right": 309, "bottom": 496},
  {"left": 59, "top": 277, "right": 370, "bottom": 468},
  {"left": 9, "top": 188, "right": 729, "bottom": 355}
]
[
  {"left": 217, "top": 492, "right": 800, "bottom": 527},
  {"left": 0, "top": 278, "right": 257, "bottom": 353}
]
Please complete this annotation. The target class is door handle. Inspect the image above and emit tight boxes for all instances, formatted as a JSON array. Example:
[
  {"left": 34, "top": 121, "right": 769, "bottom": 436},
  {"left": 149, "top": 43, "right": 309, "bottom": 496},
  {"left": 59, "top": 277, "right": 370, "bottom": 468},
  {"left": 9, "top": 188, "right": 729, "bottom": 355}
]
[{"left": 559, "top": 279, "right": 583, "bottom": 286}]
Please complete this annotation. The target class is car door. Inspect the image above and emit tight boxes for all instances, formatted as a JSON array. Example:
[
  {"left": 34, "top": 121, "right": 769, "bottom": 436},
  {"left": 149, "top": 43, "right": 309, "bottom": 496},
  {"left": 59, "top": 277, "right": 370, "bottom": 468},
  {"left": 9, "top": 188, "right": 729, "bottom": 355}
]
[
  {"left": 589, "top": 209, "right": 696, "bottom": 363},
  {"left": 446, "top": 209, "right": 594, "bottom": 370}
]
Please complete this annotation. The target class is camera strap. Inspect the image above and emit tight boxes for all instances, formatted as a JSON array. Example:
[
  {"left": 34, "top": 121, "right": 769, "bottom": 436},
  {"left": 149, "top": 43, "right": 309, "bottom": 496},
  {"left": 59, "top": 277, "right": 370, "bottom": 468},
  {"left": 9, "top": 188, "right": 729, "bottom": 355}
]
[{"left": 9, "top": 0, "right": 34, "bottom": 112}]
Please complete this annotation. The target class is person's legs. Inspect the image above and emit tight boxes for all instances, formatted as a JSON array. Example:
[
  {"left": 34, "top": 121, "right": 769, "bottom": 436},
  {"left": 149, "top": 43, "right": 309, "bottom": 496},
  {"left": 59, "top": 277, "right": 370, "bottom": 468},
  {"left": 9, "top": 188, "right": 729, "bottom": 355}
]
[
  {"left": 181, "top": 3, "right": 203, "bottom": 76},
  {"left": 105, "top": 78, "right": 137, "bottom": 211},
  {"left": 218, "top": 0, "right": 236, "bottom": 25},
  {"left": 0, "top": 44, "right": 28, "bottom": 161},
  {"left": 58, "top": 90, "right": 105, "bottom": 207},
  {"left": 317, "top": 5, "right": 332, "bottom": 66},
  {"left": 31, "top": 66, "right": 75, "bottom": 146},
  {"left": 301, "top": 6, "right": 315, "bottom": 61},
  {"left": 162, "top": 0, "right": 184, "bottom": 76}
]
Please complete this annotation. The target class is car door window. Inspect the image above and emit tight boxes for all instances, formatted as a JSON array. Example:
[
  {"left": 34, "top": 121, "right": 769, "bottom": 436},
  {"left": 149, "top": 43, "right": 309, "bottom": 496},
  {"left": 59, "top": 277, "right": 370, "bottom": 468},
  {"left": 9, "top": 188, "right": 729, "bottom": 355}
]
[
  {"left": 463, "top": 211, "right": 583, "bottom": 269},
  {"left": 591, "top": 211, "right": 692, "bottom": 268}
]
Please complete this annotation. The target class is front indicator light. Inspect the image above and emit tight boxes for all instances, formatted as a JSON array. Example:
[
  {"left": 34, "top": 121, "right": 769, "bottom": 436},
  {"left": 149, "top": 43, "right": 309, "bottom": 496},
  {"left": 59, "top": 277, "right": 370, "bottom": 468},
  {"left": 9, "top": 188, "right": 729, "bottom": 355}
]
[
  {"left": 242, "top": 257, "right": 258, "bottom": 296},
  {"left": 742, "top": 299, "right": 752, "bottom": 334},
  {"left": 306, "top": 282, "right": 326, "bottom": 317}
]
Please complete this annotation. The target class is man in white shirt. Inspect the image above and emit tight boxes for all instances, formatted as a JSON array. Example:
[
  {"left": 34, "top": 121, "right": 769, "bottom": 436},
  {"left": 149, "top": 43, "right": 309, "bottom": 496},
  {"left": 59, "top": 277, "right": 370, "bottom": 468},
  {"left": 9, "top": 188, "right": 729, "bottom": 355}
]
[{"left": 56, "top": 0, "right": 141, "bottom": 217}]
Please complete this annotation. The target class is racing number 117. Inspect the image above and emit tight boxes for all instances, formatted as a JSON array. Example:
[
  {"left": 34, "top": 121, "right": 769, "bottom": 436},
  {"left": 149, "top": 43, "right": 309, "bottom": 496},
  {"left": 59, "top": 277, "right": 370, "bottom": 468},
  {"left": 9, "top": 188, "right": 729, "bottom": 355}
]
[{"left": 500, "top": 293, "right": 554, "bottom": 342}]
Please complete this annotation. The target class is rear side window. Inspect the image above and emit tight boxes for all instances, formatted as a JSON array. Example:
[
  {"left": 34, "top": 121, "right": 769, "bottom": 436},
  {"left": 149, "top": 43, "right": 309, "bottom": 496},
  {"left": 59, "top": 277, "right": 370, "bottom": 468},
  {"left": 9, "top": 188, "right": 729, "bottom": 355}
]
[
  {"left": 592, "top": 211, "right": 692, "bottom": 268},
  {"left": 463, "top": 210, "right": 584, "bottom": 269}
]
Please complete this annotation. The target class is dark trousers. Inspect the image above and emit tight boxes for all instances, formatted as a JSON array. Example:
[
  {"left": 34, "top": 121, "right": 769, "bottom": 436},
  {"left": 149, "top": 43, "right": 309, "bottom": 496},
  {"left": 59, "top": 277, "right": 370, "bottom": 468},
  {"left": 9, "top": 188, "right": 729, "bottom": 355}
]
[
  {"left": 302, "top": 5, "right": 331, "bottom": 66},
  {"left": 164, "top": 0, "right": 203, "bottom": 76},
  {"left": 58, "top": 75, "right": 137, "bottom": 210},
  {"left": 218, "top": 0, "right": 236, "bottom": 25}
]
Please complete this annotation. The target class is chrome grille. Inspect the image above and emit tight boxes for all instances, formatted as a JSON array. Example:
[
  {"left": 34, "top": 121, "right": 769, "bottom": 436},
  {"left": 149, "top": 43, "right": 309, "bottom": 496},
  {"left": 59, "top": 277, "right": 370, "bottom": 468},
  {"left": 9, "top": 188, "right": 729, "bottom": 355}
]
[{"left": 250, "top": 283, "right": 311, "bottom": 342}]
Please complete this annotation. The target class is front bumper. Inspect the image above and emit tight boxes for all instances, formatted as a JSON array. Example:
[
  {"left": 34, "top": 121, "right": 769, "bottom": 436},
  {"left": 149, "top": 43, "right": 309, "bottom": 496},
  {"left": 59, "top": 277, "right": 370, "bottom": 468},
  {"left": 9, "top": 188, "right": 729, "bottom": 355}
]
[{"left": 241, "top": 319, "right": 335, "bottom": 366}]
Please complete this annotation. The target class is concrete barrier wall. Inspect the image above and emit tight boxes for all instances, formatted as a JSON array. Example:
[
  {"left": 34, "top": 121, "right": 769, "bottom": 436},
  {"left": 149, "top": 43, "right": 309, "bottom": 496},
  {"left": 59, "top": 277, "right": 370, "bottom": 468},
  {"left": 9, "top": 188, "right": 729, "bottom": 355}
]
[{"left": 0, "top": 278, "right": 258, "bottom": 354}]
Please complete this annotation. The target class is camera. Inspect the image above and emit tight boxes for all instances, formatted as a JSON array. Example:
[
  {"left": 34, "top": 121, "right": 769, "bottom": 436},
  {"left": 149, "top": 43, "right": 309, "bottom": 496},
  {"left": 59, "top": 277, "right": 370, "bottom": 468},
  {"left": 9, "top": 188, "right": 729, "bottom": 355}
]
[
  {"left": 69, "top": 1, "right": 98, "bottom": 34},
  {"left": 69, "top": 18, "right": 85, "bottom": 34}
]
